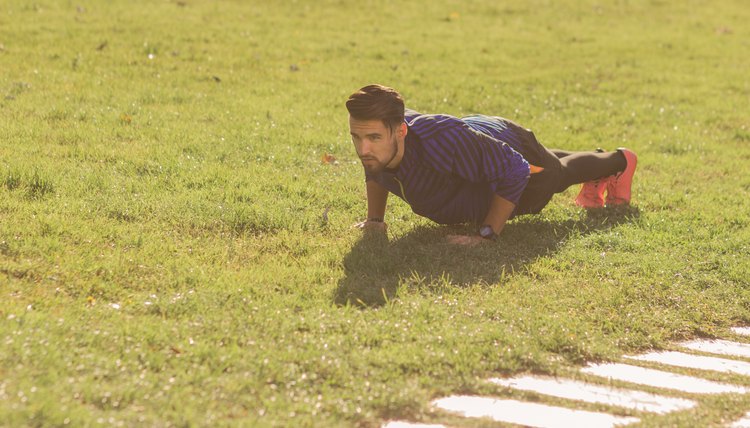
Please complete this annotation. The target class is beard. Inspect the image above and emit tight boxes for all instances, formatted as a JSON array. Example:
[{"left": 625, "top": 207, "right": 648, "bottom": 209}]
[{"left": 360, "top": 137, "right": 398, "bottom": 174}]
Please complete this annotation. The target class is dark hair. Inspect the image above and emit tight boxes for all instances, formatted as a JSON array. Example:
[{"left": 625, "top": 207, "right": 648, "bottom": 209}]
[{"left": 346, "top": 84, "right": 405, "bottom": 131}]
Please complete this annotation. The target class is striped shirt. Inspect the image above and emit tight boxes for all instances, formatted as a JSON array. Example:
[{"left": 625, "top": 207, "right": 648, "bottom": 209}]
[{"left": 365, "top": 109, "right": 531, "bottom": 224}]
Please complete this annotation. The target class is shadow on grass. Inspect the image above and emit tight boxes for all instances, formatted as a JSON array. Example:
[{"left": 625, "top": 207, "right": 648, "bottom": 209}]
[{"left": 334, "top": 206, "right": 640, "bottom": 308}]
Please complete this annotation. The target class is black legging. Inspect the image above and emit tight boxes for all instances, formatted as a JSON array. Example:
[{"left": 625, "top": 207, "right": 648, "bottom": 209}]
[{"left": 550, "top": 149, "right": 627, "bottom": 193}]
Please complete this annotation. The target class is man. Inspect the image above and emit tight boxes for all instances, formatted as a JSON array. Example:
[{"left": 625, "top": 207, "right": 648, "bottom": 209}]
[{"left": 347, "top": 84, "right": 637, "bottom": 245}]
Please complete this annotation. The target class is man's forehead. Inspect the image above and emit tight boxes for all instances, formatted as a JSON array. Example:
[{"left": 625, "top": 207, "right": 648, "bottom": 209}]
[{"left": 349, "top": 117, "right": 387, "bottom": 133}]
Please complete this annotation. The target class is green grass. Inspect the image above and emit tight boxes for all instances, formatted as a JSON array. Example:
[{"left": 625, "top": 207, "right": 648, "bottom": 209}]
[{"left": 1, "top": 0, "right": 750, "bottom": 426}]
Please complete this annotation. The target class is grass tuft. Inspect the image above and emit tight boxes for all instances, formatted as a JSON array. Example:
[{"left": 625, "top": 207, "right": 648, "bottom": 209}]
[
  {"left": 2, "top": 169, "right": 23, "bottom": 191},
  {"left": 26, "top": 170, "right": 55, "bottom": 199}
]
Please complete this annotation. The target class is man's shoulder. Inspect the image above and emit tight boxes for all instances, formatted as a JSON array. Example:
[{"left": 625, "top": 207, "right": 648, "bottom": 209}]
[{"left": 405, "top": 109, "right": 466, "bottom": 140}]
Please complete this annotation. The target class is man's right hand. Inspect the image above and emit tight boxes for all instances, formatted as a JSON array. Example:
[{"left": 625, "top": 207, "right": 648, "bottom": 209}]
[{"left": 352, "top": 220, "right": 387, "bottom": 233}]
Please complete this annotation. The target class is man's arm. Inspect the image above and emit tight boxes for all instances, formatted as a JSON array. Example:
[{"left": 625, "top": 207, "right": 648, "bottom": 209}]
[
  {"left": 447, "top": 193, "right": 515, "bottom": 245},
  {"left": 482, "top": 193, "right": 516, "bottom": 236},
  {"left": 366, "top": 179, "right": 388, "bottom": 221},
  {"left": 353, "top": 180, "right": 389, "bottom": 232}
]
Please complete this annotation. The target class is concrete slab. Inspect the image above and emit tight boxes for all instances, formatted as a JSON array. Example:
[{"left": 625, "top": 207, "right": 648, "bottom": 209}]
[
  {"left": 680, "top": 339, "right": 750, "bottom": 359},
  {"left": 382, "top": 422, "right": 446, "bottom": 428},
  {"left": 490, "top": 375, "right": 695, "bottom": 414},
  {"left": 730, "top": 411, "right": 750, "bottom": 428},
  {"left": 628, "top": 351, "right": 750, "bottom": 376},
  {"left": 582, "top": 363, "right": 748, "bottom": 394},
  {"left": 432, "top": 395, "right": 639, "bottom": 427},
  {"left": 732, "top": 327, "right": 750, "bottom": 337}
]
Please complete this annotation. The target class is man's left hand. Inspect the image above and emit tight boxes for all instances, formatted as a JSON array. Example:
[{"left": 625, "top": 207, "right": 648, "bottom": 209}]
[{"left": 446, "top": 234, "right": 488, "bottom": 246}]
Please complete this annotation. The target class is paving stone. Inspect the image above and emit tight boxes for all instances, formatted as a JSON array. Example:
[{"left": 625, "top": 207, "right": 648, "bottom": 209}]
[
  {"left": 730, "top": 411, "right": 750, "bottom": 428},
  {"left": 490, "top": 375, "right": 695, "bottom": 414},
  {"left": 432, "top": 395, "right": 639, "bottom": 428},
  {"left": 628, "top": 351, "right": 750, "bottom": 376},
  {"left": 387, "top": 328, "right": 750, "bottom": 427},
  {"left": 582, "top": 363, "right": 748, "bottom": 394},
  {"left": 680, "top": 339, "right": 750, "bottom": 359},
  {"left": 382, "top": 422, "right": 446, "bottom": 428}
]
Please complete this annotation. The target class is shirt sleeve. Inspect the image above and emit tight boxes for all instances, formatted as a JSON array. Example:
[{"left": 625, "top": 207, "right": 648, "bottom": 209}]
[{"left": 423, "top": 121, "right": 530, "bottom": 204}]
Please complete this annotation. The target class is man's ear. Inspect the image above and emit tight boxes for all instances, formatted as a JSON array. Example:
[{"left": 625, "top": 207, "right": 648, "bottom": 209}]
[{"left": 399, "top": 122, "right": 407, "bottom": 138}]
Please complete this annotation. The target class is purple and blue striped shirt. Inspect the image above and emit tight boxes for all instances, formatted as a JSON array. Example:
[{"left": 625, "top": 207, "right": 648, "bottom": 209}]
[{"left": 365, "top": 109, "right": 532, "bottom": 224}]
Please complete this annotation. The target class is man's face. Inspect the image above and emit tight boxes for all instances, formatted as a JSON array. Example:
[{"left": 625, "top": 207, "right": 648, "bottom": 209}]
[{"left": 349, "top": 117, "right": 398, "bottom": 174}]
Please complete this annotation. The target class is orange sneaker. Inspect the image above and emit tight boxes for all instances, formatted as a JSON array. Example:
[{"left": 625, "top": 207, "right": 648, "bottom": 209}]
[
  {"left": 575, "top": 178, "right": 609, "bottom": 208},
  {"left": 605, "top": 148, "right": 637, "bottom": 206}
]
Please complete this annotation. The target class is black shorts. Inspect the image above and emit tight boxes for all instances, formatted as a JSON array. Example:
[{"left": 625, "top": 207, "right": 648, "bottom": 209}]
[{"left": 500, "top": 121, "right": 563, "bottom": 216}]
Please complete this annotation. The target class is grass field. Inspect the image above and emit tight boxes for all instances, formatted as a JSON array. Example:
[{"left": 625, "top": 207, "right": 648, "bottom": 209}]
[{"left": 2, "top": 0, "right": 750, "bottom": 426}]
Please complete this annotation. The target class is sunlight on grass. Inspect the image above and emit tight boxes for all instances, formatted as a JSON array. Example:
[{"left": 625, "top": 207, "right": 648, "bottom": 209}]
[{"left": 1, "top": 0, "right": 749, "bottom": 426}]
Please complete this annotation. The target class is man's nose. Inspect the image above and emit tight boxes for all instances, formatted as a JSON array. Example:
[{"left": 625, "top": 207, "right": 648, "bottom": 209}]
[{"left": 359, "top": 139, "right": 372, "bottom": 155}]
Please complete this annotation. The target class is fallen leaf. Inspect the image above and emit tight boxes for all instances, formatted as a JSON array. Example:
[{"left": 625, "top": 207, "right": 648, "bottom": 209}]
[
  {"left": 446, "top": 11, "right": 460, "bottom": 21},
  {"left": 120, "top": 114, "right": 132, "bottom": 124},
  {"left": 321, "top": 153, "right": 338, "bottom": 165}
]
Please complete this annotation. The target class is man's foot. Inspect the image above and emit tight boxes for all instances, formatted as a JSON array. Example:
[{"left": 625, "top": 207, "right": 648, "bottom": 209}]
[
  {"left": 605, "top": 148, "right": 638, "bottom": 205},
  {"left": 575, "top": 179, "right": 609, "bottom": 208}
]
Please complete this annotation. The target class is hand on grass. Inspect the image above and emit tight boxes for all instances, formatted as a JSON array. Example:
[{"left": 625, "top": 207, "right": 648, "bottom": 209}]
[
  {"left": 446, "top": 234, "right": 487, "bottom": 246},
  {"left": 352, "top": 220, "right": 387, "bottom": 234}
]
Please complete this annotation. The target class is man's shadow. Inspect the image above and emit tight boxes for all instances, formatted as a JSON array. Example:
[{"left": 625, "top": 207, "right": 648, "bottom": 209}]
[{"left": 334, "top": 207, "right": 640, "bottom": 307}]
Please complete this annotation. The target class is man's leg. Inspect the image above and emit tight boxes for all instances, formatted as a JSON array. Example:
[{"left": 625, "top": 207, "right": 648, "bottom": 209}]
[
  {"left": 551, "top": 149, "right": 574, "bottom": 158},
  {"left": 551, "top": 147, "right": 604, "bottom": 158},
  {"left": 556, "top": 150, "right": 627, "bottom": 192},
  {"left": 552, "top": 149, "right": 638, "bottom": 207}
]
